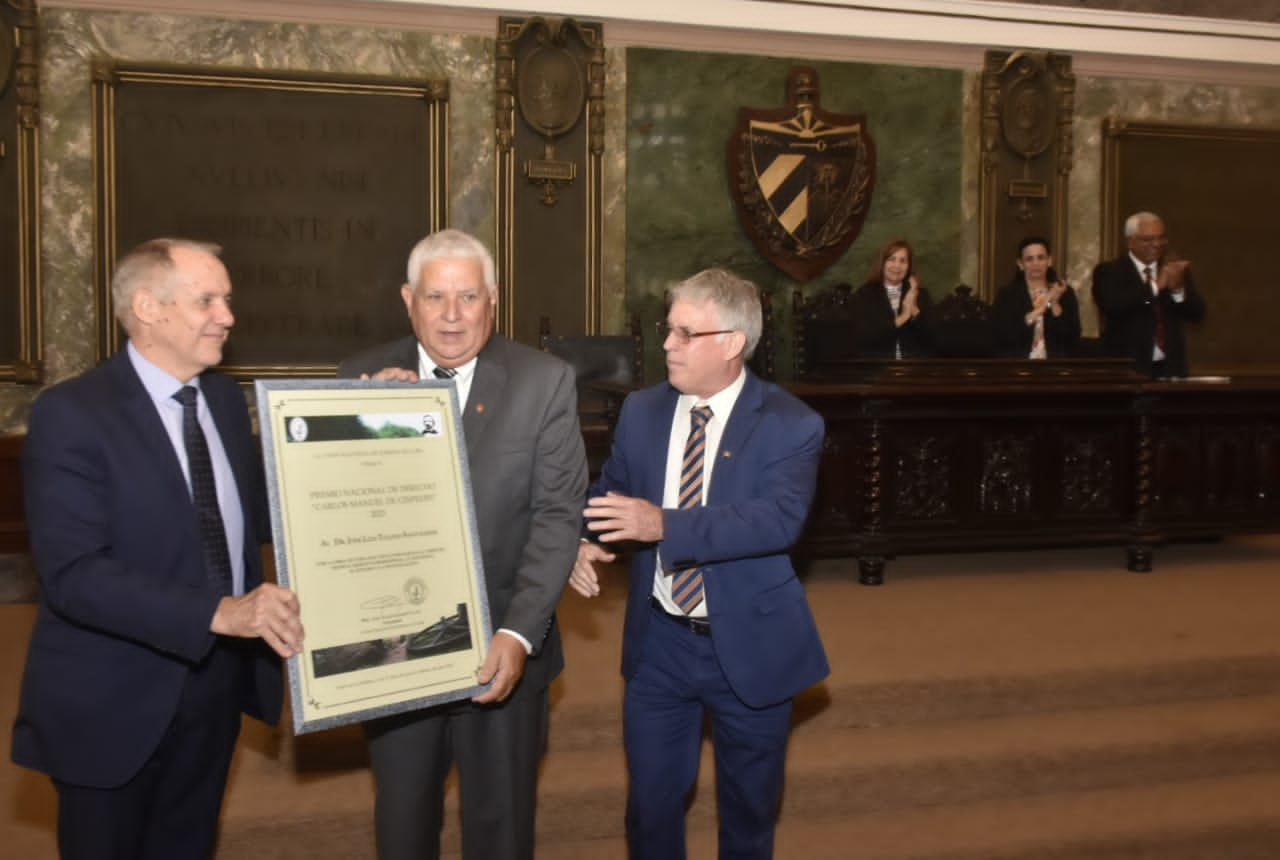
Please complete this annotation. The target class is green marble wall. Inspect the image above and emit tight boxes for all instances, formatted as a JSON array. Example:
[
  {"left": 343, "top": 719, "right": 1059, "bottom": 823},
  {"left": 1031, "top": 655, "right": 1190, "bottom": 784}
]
[{"left": 626, "top": 48, "right": 966, "bottom": 379}]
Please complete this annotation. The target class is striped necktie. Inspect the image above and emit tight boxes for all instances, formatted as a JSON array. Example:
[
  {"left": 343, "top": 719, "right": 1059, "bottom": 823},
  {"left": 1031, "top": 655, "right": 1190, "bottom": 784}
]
[
  {"left": 671, "top": 404, "right": 713, "bottom": 613},
  {"left": 433, "top": 366, "right": 457, "bottom": 379}
]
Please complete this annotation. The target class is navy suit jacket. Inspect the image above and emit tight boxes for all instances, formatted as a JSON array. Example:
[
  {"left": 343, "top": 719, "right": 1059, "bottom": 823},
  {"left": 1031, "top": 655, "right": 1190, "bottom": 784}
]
[
  {"left": 591, "top": 372, "right": 829, "bottom": 709},
  {"left": 12, "top": 350, "right": 280, "bottom": 789},
  {"left": 1092, "top": 256, "right": 1206, "bottom": 377},
  {"left": 991, "top": 276, "right": 1082, "bottom": 359},
  {"left": 849, "top": 280, "right": 935, "bottom": 359}
]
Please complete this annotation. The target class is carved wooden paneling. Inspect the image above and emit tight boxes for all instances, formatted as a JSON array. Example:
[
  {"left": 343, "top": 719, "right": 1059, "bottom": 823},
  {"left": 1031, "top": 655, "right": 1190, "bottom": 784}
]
[{"left": 793, "top": 362, "right": 1280, "bottom": 583}]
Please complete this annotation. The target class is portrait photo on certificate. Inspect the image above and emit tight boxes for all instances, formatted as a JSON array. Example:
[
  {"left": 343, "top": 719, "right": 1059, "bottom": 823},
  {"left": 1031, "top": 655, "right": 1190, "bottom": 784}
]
[{"left": 256, "top": 379, "right": 491, "bottom": 734}]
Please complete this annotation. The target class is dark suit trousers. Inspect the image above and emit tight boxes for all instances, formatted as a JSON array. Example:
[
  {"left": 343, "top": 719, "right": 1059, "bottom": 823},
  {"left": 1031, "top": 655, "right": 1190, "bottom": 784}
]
[
  {"left": 364, "top": 689, "right": 550, "bottom": 860},
  {"left": 624, "top": 603, "right": 793, "bottom": 860},
  {"left": 53, "top": 641, "right": 245, "bottom": 860}
]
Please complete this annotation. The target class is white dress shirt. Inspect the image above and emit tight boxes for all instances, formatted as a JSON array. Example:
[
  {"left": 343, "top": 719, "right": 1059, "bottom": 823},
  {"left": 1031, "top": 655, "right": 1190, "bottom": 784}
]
[
  {"left": 652, "top": 369, "right": 747, "bottom": 617},
  {"left": 127, "top": 341, "right": 246, "bottom": 595}
]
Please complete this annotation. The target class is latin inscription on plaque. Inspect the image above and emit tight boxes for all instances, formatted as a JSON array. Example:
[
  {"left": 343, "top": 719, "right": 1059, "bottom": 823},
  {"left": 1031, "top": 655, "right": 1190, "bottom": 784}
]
[{"left": 96, "top": 66, "right": 449, "bottom": 375}]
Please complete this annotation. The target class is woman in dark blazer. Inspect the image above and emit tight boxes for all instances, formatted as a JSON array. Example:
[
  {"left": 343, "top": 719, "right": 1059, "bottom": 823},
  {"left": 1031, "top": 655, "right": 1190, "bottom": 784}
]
[
  {"left": 849, "top": 239, "right": 935, "bottom": 359},
  {"left": 992, "top": 236, "right": 1081, "bottom": 359}
]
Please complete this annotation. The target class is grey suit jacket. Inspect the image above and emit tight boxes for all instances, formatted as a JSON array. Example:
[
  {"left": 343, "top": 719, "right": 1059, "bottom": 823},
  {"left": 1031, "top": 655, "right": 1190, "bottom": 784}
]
[{"left": 337, "top": 334, "right": 588, "bottom": 696}]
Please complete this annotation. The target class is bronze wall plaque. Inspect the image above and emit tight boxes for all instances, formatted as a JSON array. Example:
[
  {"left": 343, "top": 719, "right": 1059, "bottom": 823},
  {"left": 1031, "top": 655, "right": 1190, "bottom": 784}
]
[
  {"left": 93, "top": 63, "right": 449, "bottom": 378},
  {"left": 1101, "top": 119, "right": 1280, "bottom": 374},
  {"left": 727, "top": 66, "right": 876, "bottom": 284},
  {"left": 0, "top": 0, "right": 42, "bottom": 384}
]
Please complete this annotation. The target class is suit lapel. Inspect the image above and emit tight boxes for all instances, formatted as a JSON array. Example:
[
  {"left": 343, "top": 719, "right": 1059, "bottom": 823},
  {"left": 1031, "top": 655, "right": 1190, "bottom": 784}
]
[
  {"left": 462, "top": 337, "right": 507, "bottom": 457},
  {"left": 107, "top": 352, "right": 194, "bottom": 511},
  {"left": 645, "top": 386, "right": 681, "bottom": 503},
  {"left": 710, "top": 373, "right": 764, "bottom": 502}
]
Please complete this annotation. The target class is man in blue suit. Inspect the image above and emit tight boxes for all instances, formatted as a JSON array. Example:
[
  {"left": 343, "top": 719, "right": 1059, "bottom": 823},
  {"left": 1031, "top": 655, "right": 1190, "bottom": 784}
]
[
  {"left": 12, "top": 238, "right": 304, "bottom": 860},
  {"left": 569, "top": 268, "right": 828, "bottom": 859}
]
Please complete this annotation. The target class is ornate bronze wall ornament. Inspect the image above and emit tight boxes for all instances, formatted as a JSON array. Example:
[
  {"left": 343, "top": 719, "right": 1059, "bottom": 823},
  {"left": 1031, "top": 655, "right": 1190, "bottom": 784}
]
[
  {"left": 978, "top": 50, "right": 1074, "bottom": 299},
  {"left": 495, "top": 17, "right": 605, "bottom": 345},
  {"left": 727, "top": 66, "right": 876, "bottom": 283},
  {"left": 0, "top": 0, "right": 42, "bottom": 383},
  {"left": 517, "top": 39, "right": 585, "bottom": 206}
]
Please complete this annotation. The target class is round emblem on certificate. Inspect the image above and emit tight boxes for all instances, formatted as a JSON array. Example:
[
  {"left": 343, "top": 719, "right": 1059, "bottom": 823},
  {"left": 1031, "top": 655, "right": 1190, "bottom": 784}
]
[
  {"left": 288, "top": 416, "right": 309, "bottom": 442},
  {"left": 404, "top": 577, "right": 427, "bottom": 605}
]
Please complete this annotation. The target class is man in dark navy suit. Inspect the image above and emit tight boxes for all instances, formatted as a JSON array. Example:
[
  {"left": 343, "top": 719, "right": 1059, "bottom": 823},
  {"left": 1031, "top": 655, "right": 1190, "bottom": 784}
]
[
  {"left": 11, "top": 238, "right": 304, "bottom": 860},
  {"left": 1092, "top": 211, "right": 1206, "bottom": 378},
  {"left": 569, "top": 268, "right": 829, "bottom": 859}
]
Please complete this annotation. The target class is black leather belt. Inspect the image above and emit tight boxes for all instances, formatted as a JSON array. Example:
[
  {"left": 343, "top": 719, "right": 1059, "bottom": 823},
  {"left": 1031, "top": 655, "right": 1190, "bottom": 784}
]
[{"left": 649, "top": 595, "right": 711, "bottom": 636}]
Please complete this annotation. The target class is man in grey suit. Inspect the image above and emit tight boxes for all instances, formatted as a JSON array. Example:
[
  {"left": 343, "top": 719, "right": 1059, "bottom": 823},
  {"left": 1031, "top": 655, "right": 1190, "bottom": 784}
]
[{"left": 337, "top": 229, "right": 588, "bottom": 860}]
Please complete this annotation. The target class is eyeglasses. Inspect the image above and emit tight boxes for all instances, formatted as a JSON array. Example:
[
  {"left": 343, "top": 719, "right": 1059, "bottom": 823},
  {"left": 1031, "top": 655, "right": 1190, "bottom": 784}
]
[{"left": 655, "top": 321, "right": 735, "bottom": 345}]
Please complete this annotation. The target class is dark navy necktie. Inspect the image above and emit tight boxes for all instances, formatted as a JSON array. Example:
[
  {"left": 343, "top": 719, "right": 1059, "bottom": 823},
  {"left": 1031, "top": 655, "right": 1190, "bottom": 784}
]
[
  {"left": 173, "top": 386, "right": 232, "bottom": 591},
  {"left": 433, "top": 366, "right": 457, "bottom": 379}
]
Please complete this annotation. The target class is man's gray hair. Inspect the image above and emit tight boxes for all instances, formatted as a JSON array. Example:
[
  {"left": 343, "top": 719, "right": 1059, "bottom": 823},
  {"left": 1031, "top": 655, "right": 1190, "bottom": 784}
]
[
  {"left": 670, "top": 268, "right": 763, "bottom": 359},
  {"left": 1124, "top": 211, "right": 1161, "bottom": 237},
  {"left": 112, "top": 238, "right": 222, "bottom": 331},
  {"left": 405, "top": 229, "right": 497, "bottom": 298}
]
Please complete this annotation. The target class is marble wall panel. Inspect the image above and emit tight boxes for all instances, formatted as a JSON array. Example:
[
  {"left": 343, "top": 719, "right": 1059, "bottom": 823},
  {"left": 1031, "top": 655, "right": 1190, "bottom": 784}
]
[
  {"left": 1, "top": 8, "right": 499, "bottom": 431},
  {"left": 625, "top": 47, "right": 965, "bottom": 379},
  {"left": 4, "top": 8, "right": 1279, "bottom": 426}
]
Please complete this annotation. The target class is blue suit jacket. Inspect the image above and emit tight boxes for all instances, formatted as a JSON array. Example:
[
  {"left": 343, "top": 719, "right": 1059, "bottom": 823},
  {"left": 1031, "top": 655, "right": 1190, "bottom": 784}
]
[
  {"left": 12, "top": 350, "right": 280, "bottom": 788},
  {"left": 591, "top": 372, "right": 829, "bottom": 708}
]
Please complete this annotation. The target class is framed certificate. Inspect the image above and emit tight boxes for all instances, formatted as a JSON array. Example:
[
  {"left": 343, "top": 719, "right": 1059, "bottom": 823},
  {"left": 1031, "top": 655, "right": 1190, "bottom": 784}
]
[{"left": 256, "top": 379, "right": 491, "bottom": 734}]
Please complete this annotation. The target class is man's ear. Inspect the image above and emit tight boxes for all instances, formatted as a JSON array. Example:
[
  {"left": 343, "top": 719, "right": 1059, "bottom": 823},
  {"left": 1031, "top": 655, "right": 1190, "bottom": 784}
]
[
  {"left": 723, "top": 330, "right": 748, "bottom": 362},
  {"left": 132, "top": 288, "right": 158, "bottom": 326},
  {"left": 401, "top": 283, "right": 415, "bottom": 315}
]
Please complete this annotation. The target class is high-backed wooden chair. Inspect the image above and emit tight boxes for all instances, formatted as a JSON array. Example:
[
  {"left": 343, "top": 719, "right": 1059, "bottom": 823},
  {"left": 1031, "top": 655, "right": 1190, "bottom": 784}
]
[
  {"left": 791, "top": 282, "right": 859, "bottom": 380},
  {"left": 748, "top": 289, "right": 776, "bottom": 381},
  {"left": 538, "top": 316, "right": 643, "bottom": 471},
  {"left": 933, "top": 284, "right": 997, "bottom": 358}
]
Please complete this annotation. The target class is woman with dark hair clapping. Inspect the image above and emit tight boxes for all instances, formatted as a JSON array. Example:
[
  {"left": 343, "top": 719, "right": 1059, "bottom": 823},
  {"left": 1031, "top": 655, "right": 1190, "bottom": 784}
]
[{"left": 992, "top": 236, "right": 1080, "bottom": 359}]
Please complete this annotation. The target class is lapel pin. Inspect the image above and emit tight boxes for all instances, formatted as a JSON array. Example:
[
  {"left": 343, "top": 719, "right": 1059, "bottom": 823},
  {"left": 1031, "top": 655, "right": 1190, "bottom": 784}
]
[{"left": 475, "top": 403, "right": 486, "bottom": 414}]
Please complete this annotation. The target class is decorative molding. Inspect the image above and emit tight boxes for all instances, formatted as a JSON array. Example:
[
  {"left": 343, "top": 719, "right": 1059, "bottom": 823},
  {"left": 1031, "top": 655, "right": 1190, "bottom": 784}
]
[{"left": 40, "top": 1, "right": 1280, "bottom": 86}]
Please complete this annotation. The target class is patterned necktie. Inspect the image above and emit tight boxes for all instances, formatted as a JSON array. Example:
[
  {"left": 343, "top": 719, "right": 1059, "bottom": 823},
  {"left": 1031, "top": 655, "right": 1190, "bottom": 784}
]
[
  {"left": 1144, "top": 266, "right": 1166, "bottom": 351},
  {"left": 173, "top": 386, "right": 232, "bottom": 591},
  {"left": 671, "top": 405, "right": 713, "bottom": 614},
  {"left": 433, "top": 366, "right": 457, "bottom": 379}
]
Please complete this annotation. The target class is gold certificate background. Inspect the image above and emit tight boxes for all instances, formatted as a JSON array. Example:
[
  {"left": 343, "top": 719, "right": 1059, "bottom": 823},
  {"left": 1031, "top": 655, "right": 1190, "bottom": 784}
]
[{"left": 260, "top": 384, "right": 489, "bottom": 731}]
